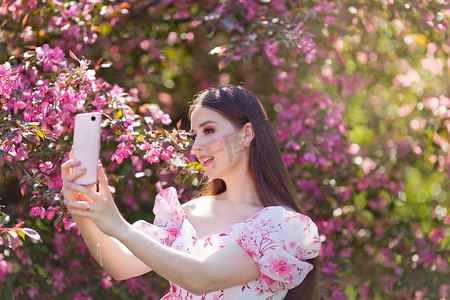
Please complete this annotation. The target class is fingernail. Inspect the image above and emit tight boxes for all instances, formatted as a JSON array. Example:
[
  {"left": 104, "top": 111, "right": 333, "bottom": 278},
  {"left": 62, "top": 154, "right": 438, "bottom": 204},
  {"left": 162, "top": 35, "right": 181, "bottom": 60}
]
[{"left": 74, "top": 160, "right": 81, "bottom": 164}]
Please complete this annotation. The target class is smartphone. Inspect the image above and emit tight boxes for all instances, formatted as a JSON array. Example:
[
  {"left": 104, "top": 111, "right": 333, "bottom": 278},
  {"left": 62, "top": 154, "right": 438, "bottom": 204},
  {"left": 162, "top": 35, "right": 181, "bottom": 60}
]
[{"left": 72, "top": 112, "right": 102, "bottom": 185}]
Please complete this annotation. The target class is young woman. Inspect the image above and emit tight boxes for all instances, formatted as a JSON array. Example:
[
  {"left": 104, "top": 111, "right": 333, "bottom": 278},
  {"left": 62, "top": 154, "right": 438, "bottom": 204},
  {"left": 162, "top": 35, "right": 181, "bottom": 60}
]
[{"left": 62, "top": 85, "right": 321, "bottom": 300}]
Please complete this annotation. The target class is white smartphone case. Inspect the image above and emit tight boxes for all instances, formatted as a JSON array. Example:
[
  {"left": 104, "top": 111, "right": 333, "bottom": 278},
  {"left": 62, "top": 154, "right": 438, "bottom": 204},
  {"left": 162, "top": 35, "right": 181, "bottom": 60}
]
[{"left": 72, "top": 112, "right": 102, "bottom": 185}]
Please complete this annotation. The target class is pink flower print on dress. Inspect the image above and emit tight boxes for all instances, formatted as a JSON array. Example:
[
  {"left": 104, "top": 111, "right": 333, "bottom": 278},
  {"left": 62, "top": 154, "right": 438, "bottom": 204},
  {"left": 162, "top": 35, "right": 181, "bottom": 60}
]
[
  {"left": 167, "top": 225, "right": 179, "bottom": 238},
  {"left": 303, "top": 221, "right": 313, "bottom": 233},
  {"left": 259, "top": 273, "right": 276, "bottom": 289},
  {"left": 290, "top": 241, "right": 296, "bottom": 249},
  {"left": 284, "top": 210, "right": 297, "bottom": 221},
  {"left": 268, "top": 256, "right": 292, "bottom": 277},
  {"left": 203, "top": 236, "right": 214, "bottom": 248},
  {"left": 137, "top": 188, "right": 321, "bottom": 299}
]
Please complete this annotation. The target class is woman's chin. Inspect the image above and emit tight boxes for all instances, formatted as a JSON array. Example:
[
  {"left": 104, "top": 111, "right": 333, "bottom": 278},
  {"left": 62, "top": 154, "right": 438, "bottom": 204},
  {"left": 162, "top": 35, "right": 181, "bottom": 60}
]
[
  {"left": 205, "top": 173, "right": 219, "bottom": 180},
  {"left": 204, "top": 170, "right": 224, "bottom": 181}
]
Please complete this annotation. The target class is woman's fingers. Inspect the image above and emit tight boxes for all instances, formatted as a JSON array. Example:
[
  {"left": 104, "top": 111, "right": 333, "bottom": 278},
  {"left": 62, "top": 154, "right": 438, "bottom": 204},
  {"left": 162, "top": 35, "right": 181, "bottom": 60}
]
[
  {"left": 97, "top": 163, "right": 111, "bottom": 197},
  {"left": 65, "top": 199, "right": 91, "bottom": 211},
  {"left": 61, "top": 159, "right": 81, "bottom": 178},
  {"left": 66, "top": 203, "right": 93, "bottom": 218},
  {"left": 64, "top": 182, "right": 102, "bottom": 203},
  {"left": 63, "top": 167, "right": 86, "bottom": 182}
]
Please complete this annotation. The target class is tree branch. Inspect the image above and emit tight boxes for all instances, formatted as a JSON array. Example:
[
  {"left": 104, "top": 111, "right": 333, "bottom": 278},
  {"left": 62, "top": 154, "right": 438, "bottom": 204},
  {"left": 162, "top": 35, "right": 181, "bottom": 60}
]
[{"left": 0, "top": 149, "right": 31, "bottom": 177}]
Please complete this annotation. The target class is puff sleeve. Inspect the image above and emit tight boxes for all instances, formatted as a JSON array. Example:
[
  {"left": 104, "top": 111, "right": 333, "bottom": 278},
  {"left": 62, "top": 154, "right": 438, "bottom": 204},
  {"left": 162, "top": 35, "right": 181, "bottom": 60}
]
[
  {"left": 132, "top": 187, "right": 185, "bottom": 247},
  {"left": 227, "top": 207, "right": 321, "bottom": 292}
]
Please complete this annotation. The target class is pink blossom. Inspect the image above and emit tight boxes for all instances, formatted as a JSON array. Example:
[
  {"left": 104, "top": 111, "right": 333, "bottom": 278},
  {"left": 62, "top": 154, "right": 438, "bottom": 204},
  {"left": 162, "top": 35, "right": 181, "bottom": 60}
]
[
  {"left": 410, "top": 117, "right": 427, "bottom": 131},
  {"left": 303, "top": 152, "right": 317, "bottom": 163},
  {"left": 429, "top": 227, "right": 445, "bottom": 244},
  {"left": 31, "top": 206, "right": 44, "bottom": 217},
  {"left": 35, "top": 44, "right": 66, "bottom": 71},
  {"left": 331, "top": 286, "right": 346, "bottom": 300},
  {"left": 361, "top": 157, "right": 376, "bottom": 174},
  {"left": 324, "top": 16, "right": 335, "bottom": 25},
  {"left": 39, "top": 161, "right": 54, "bottom": 174},
  {"left": 367, "top": 198, "right": 387, "bottom": 210},
  {"left": 281, "top": 153, "right": 297, "bottom": 166},
  {"left": 285, "top": 141, "right": 300, "bottom": 150},
  {"left": 439, "top": 284, "right": 449, "bottom": 298},
  {"left": 358, "top": 281, "right": 370, "bottom": 298},
  {"left": 0, "top": 254, "right": 13, "bottom": 282},
  {"left": 143, "top": 142, "right": 161, "bottom": 164},
  {"left": 420, "top": 56, "right": 444, "bottom": 76},
  {"left": 26, "top": 286, "right": 39, "bottom": 298},
  {"left": 100, "top": 277, "right": 113, "bottom": 290},
  {"left": 119, "top": 131, "right": 135, "bottom": 142},
  {"left": 160, "top": 113, "right": 172, "bottom": 125},
  {"left": 125, "top": 277, "right": 142, "bottom": 293},
  {"left": 161, "top": 145, "right": 174, "bottom": 161},
  {"left": 92, "top": 94, "right": 106, "bottom": 110},
  {"left": 339, "top": 247, "right": 353, "bottom": 258},
  {"left": 264, "top": 42, "right": 284, "bottom": 66},
  {"left": 62, "top": 215, "right": 76, "bottom": 231},
  {"left": 382, "top": 248, "right": 394, "bottom": 267},
  {"left": 111, "top": 142, "right": 133, "bottom": 164},
  {"left": 72, "top": 292, "right": 93, "bottom": 300},
  {"left": 274, "top": 71, "right": 296, "bottom": 92},
  {"left": 52, "top": 269, "right": 66, "bottom": 292},
  {"left": 347, "top": 143, "right": 360, "bottom": 155},
  {"left": 393, "top": 69, "right": 421, "bottom": 87},
  {"left": 322, "top": 260, "right": 337, "bottom": 275},
  {"left": 109, "top": 84, "right": 124, "bottom": 97},
  {"left": 131, "top": 155, "right": 143, "bottom": 171},
  {"left": 46, "top": 209, "right": 55, "bottom": 220}
]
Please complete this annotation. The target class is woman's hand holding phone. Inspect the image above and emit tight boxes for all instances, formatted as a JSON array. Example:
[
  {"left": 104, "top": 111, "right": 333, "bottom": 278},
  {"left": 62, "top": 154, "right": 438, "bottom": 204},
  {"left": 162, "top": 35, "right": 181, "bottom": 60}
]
[
  {"left": 62, "top": 161, "right": 128, "bottom": 238},
  {"left": 62, "top": 112, "right": 127, "bottom": 236}
]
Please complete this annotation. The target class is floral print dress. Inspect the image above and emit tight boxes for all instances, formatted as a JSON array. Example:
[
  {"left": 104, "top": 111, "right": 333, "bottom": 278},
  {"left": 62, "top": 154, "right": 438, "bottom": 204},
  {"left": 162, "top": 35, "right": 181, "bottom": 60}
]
[{"left": 133, "top": 187, "right": 321, "bottom": 300}]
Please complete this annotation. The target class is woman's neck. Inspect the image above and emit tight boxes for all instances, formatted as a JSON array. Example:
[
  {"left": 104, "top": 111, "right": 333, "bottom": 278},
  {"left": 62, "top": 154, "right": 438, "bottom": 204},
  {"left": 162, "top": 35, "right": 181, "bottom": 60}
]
[{"left": 218, "top": 171, "right": 262, "bottom": 207}]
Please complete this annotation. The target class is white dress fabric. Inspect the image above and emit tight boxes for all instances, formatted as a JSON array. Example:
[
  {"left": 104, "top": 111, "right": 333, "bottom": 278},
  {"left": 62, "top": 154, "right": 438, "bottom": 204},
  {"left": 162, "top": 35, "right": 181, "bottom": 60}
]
[{"left": 133, "top": 187, "right": 321, "bottom": 300}]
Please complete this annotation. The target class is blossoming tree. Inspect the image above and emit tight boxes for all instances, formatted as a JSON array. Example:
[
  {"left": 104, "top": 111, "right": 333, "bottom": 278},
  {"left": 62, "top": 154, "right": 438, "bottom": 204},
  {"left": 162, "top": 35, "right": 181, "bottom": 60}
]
[{"left": 0, "top": 0, "right": 449, "bottom": 299}]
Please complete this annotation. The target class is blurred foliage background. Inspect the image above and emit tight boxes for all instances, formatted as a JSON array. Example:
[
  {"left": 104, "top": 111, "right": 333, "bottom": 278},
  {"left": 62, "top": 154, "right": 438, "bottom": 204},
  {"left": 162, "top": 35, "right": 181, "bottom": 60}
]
[{"left": 0, "top": 0, "right": 449, "bottom": 299}]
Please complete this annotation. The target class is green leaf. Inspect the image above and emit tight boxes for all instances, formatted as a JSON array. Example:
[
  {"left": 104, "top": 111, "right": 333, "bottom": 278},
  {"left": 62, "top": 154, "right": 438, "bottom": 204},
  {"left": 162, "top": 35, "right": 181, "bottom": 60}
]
[
  {"left": 15, "top": 228, "right": 26, "bottom": 240},
  {"left": 35, "top": 129, "right": 44, "bottom": 140},
  {"left": 353, "top": 192, "right": 367, "bottom": 211},
  {"left": 21, "top": 228, "right": 42, "bottom": 242},
  {"left": 54, "top": 216, "right": 62, "bottom": 227},
  {"left": 348, "top": 126, "right": 373, "bottom": 147},
  {"left": 101, "top": 22, "right": 111, "bottom": 35},
  {"left": 69, "top": 50, "right": 79, "bottom": 61}
]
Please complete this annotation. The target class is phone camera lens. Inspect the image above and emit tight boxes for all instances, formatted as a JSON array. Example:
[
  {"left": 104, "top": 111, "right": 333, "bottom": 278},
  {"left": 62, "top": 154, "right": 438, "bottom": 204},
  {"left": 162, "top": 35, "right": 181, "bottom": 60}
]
[{"left": 91, "top": 116, "right": 96, "bottom": 121}]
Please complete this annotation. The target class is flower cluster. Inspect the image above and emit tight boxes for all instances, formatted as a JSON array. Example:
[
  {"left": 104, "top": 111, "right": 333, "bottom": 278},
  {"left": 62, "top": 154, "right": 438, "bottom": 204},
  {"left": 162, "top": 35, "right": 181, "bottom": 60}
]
[{"left": 1, "top": 0, "right": 449, "bottom": 299}]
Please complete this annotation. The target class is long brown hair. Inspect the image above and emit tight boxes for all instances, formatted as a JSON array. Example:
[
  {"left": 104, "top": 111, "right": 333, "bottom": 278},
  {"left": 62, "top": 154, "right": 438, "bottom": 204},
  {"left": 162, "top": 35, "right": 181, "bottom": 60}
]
[{"left": 189, "top": 85, "right": 319, "bottom": 300}]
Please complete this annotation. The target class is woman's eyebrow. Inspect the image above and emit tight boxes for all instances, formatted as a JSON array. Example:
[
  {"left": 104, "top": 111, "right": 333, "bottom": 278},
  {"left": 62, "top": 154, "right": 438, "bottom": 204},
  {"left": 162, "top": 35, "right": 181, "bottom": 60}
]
[{"left": 190, "top": 120, "right": 217, "bottom": 133}]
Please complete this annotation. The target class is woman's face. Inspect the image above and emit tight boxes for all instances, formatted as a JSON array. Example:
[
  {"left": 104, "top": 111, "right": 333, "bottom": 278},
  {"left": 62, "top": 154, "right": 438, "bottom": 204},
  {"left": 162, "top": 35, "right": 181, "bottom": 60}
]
[{"left": 190, "top": 106, "right": 247, "bottom": 180}]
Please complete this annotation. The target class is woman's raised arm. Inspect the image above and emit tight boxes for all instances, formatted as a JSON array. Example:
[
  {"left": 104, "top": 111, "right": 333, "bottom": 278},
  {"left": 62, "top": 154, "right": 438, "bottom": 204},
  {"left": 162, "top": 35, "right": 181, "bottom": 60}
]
[
  {"left": 61, "top": 158, "right": 151, "bottom": 280},
  {"left": 63, "top": 180, "right": 260, "bottom": 295},
  {"left": 64, "top": 170, "right": 260, "bottom": 295}
]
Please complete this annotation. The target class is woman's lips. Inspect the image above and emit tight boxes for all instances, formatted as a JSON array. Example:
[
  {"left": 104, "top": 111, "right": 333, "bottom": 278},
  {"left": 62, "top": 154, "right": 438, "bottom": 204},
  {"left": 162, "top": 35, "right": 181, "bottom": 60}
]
[{"left": 199, "top": 156, "right": 214, "bottom": 166}]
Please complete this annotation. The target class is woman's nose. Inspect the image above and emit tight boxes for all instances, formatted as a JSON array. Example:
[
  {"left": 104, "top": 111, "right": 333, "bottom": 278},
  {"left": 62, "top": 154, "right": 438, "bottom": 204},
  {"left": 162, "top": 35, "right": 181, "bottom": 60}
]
[{"left": 192, "top": 137, "right": 204, "bottom": 152}]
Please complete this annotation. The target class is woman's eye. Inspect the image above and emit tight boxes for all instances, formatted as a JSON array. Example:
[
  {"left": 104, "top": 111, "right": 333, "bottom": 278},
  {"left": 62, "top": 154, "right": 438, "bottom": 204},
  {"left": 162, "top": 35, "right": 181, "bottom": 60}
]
[{"left": 204, "top": 128, "right": 214, "bottom": 134}]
